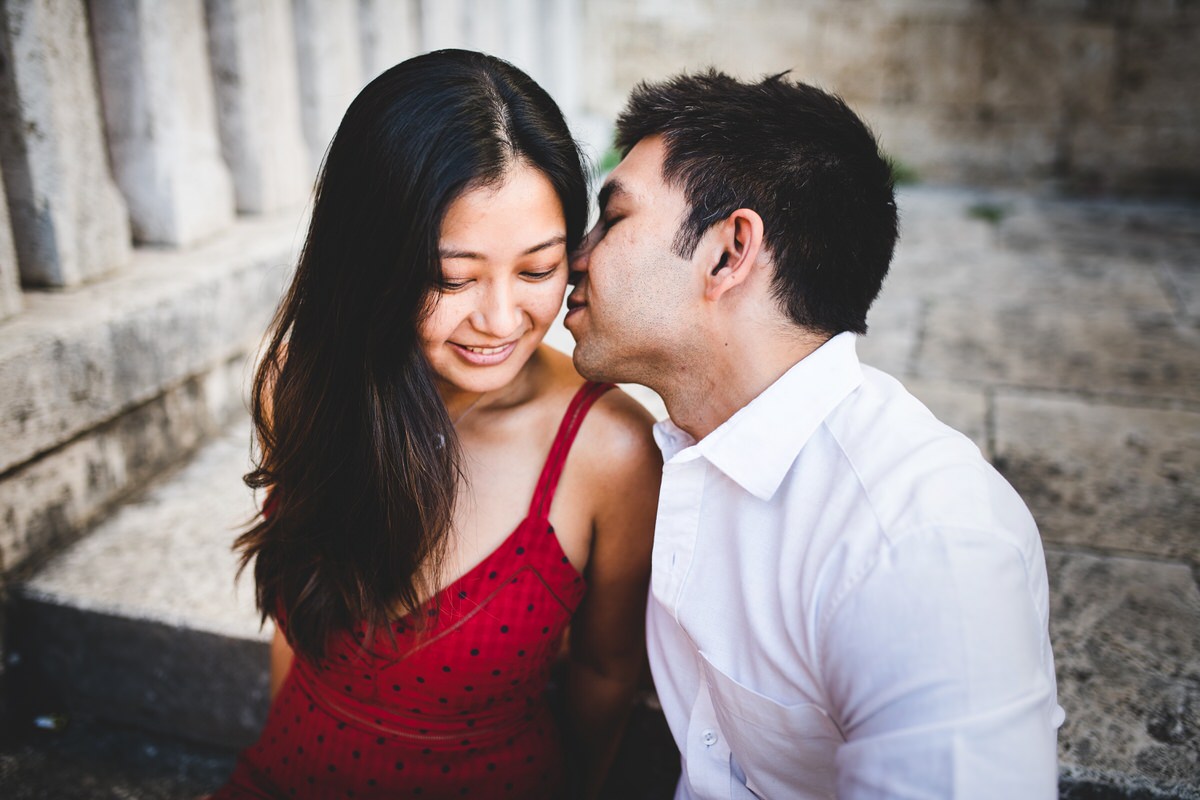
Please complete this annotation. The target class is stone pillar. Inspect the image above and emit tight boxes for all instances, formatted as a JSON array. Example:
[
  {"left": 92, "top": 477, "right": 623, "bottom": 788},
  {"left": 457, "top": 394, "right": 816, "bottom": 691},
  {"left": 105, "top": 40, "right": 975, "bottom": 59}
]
[
  {"left": 0, "top": 162, "right": 21, "bottom": 320},
  {"left": 419, "top": 0, "right": 465, "bottom": 52},
  {"left": 465, "top": 0, "right": 505, "bottom": 59},
  {"left": 204, "top": 0, "right": 310, "bottom": 214},
  {"left": 291, "top": 0, "right": 364, "bottom": 174},
  {"left": 0, "top": 0, "right": 130, "bottom": 288},
  {"left": 357, "top": 0, "right": 419, "bottom": 82},
  {"left": 502, "top": 0, "right": 542, "bottom": 79},
  {"left": 88, "top": 0, "right": 235, "bottom": 247},
  {"left": 541, "top": 0, "right": 581, "bottom": 121}
]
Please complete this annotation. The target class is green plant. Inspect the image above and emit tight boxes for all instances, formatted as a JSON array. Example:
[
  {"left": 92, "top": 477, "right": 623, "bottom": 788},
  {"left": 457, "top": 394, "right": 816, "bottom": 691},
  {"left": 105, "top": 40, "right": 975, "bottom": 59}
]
[
  {"left": 966, "top": 202, "right": 1009, "bottom": 225},
  {"left": 598, "top": 146, "right": 622, "bottom": 176},
  {"left": 886, "top": 155, "right": 919, "bottom": 186}
]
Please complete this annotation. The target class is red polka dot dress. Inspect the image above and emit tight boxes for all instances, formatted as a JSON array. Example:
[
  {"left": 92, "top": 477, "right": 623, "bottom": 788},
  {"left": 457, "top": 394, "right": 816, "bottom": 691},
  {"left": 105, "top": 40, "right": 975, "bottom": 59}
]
[{"left": 213, "top": 382, "right": 614, "bottom": 800}]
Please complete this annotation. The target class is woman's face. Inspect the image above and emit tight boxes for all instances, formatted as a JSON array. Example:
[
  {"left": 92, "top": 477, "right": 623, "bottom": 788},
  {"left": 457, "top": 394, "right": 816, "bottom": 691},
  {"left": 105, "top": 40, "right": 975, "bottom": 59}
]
[{"left": 420, "top": 162, "right": 569, "bottom": 396}]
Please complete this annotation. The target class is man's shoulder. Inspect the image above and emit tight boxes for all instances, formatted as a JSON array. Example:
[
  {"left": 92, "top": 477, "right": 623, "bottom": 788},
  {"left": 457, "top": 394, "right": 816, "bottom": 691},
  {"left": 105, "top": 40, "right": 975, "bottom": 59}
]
[{"left": 818, "top": 366, "right": 1037, "bottom": 546}]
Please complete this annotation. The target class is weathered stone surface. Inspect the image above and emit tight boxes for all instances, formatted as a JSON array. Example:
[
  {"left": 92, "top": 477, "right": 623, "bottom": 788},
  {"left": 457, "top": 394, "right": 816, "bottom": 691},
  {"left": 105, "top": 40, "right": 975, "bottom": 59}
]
[
  {"left": 1164, "top": 260, "right": 1200, "bottom": 320},
  {"left": 980, "top": 20, "right": 1115, "bottom": 116},
  {"left": 0, "top": 0, "right": 130, "bottom": 287},
  {"left": 994, "top": 392, "right": 1199, "bottom": 565},
  {"left": 0, "top": 355, "right": 251, "bottom": 573},
  {"left": 204, "top": 0, "right": 311, "bottom": 214},
  {"left": 0, "top": 210, "right": 298, "bottom": 476},
  {"left": 17, "top": 419, "right": 270, "bottom": 745},
  {"left": 1114, "top": 23, "right": 1200, "bottom": 123},
  {"left": 1004, "top": 194, "right": 1200, "bottom": 258},
  {"left": 291, "top": 0, "right": 363, "bottom": 172},
  {"left": 15, "top": 602, "right": 270, "bottom": 747},
  {"left": 891, "top": 240, "right": 1174, "bottom": 314},
  {"left": 21, "top": 421, "right": 263, "bottom": 640},
  {"left": 357, "top": 0, "right": 419, "bottom": 81},
  {"left": 881, "top": 17, "right": 985, "bottom": 108},
  {"left": 0, "top": 160, "right": 21, "bottom": 320},
  {"left": 88, "top": 0, "right": 236, "bottom": 247},
  {"left": 917, "top": 301, "right": 1198, "bottom": 402},
  {"left": 857, "top": 294, "right": 921, "bottom": 378},
  {"left": 581, "top": 1, "right": 1200, "bottom": 194},
  {"left": 1068, "top": 122, "right": 1200, "bottom": 194},
  {"left": 0, "top": 716, "right": 237, "bottom": 798},
  {"left": 1048, "top": 549, "right": 1200, "bottom": 796}
]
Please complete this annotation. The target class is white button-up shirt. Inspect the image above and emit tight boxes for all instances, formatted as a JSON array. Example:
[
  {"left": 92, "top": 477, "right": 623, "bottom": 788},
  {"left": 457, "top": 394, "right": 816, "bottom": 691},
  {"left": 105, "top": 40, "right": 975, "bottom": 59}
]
[{"left": 646, "top": 332, "right": 1064, "bottom": 800}]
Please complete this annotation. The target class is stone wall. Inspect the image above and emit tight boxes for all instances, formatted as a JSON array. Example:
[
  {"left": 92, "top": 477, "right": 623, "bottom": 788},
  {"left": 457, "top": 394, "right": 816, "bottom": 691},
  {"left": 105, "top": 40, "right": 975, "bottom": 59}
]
[{"left": 581, "top": 0, "right": 1200, "bottom": 195}]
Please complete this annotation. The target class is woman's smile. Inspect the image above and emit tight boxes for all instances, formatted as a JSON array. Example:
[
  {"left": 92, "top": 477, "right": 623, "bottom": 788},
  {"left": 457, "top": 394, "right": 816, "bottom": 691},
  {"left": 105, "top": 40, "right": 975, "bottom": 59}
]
[{"left": 449, "top": 339, "right": 520, "bottom": 365}]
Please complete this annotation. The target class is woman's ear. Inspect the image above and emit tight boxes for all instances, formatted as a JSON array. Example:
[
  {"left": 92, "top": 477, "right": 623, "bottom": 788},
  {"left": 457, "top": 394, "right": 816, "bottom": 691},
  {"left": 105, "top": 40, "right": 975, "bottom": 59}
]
[{"left": 704, "top": 208, "right": 765, "bottom": 302}]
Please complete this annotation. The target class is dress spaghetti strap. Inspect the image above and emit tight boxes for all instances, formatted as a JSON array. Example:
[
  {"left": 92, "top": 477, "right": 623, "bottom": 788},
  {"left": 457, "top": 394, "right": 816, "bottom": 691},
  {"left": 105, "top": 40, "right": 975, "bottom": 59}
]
[{"left": 528, "top": 381, "right": 615, "bottom": 521}]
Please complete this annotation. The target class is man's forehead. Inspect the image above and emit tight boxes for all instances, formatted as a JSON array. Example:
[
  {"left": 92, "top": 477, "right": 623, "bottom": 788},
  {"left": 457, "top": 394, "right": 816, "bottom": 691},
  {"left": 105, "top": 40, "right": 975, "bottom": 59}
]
[{"left": 603, "top": 135, "right": 673, "bottom": 204}]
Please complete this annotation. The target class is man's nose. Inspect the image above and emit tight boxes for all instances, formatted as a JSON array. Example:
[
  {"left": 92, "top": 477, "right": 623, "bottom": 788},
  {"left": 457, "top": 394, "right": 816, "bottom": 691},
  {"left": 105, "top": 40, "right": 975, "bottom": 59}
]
[{"left": 568, "top": 226, "right": 597, "bottom": 284}]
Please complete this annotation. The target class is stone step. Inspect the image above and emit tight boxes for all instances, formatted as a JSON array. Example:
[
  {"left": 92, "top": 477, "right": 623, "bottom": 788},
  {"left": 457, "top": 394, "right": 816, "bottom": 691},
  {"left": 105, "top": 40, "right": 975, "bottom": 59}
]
[
  {"left": 0, "top": 208, "right": 301, "bottom": 579},
  {"left": 12, "top": 417, "right": 271, "bottom": 748}
]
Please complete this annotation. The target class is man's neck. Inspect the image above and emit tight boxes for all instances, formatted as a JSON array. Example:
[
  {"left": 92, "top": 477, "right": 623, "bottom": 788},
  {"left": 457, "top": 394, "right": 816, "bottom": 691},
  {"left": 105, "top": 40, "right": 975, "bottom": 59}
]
[{"left": 656, "top": 324, "right": 830, "bottom": 441}]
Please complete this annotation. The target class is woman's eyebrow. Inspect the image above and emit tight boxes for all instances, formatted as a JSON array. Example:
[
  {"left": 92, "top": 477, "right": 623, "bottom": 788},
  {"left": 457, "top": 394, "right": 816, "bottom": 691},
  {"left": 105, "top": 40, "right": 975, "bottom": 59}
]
[
  {"left": 439, "top": 234, "right": 566, "bottom": 260},
  {"left": 522, "top": 234, "right": 567, "bottom": 255}
]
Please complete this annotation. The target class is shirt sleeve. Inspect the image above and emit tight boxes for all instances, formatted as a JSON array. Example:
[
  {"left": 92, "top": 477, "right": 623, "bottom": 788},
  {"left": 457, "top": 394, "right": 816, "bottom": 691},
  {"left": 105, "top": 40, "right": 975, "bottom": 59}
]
[{"left": 819, "top": 525, "right": 1062, "bottom": 799}]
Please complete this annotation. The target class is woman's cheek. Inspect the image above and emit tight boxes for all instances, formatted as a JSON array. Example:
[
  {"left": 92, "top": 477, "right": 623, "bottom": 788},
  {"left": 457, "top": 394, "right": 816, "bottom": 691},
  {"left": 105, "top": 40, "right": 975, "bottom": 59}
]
[
  {"left": 531, "top": 278, "right": 569, "bottom": 329},
  {"left": 416, "top": 297, "right": 461, "bottom": 347}
]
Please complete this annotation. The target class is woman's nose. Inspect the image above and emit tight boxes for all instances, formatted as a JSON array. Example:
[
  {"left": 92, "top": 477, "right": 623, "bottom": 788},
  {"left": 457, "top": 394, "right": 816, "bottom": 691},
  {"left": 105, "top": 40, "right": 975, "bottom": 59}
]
[{"left": 471, "top": 282, "right": 521, "bottom": 338}]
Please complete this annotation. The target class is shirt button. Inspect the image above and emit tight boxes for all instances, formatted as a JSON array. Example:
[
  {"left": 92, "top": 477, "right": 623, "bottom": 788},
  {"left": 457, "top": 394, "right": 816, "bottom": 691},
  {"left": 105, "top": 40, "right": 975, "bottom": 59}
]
[{"left": 702, "top": 729, "right": 718, "bottom": 746}]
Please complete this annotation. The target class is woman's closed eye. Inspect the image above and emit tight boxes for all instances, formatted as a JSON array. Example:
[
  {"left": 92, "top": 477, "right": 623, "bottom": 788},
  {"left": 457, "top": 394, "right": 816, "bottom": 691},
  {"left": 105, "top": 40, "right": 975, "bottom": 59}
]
[
  {"left": 521, "top": 263, "right": 562, "bottom": 281},
  {"left": 436, "top": 276, "right": 472, "bottom": 292}
]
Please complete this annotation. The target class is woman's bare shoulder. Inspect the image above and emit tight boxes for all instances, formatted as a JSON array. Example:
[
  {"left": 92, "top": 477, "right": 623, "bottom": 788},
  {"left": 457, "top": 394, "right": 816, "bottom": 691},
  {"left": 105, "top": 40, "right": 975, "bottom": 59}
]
[{"left": 577, "top": 390, "right": 662, "bottom": 490}]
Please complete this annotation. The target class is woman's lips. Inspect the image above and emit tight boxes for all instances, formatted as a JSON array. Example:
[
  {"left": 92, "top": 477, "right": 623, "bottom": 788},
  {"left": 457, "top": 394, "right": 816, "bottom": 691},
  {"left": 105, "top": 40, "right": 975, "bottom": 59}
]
[{"left": 449, "top": 340, "right": 519, "bottom": 365}]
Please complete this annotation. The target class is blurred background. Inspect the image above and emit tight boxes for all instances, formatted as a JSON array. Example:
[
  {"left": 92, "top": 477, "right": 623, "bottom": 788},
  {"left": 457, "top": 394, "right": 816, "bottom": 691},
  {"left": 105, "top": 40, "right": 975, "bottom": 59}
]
[{"left": 0, "top": 1, "right": 1196, "bottom": 797}]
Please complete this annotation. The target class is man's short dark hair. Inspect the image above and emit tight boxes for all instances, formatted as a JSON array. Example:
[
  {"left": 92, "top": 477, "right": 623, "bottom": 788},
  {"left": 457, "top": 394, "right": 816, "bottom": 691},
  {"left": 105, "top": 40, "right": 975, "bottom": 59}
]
[{"left": 615, "top": 70, "right": 898, "bottom": 336}]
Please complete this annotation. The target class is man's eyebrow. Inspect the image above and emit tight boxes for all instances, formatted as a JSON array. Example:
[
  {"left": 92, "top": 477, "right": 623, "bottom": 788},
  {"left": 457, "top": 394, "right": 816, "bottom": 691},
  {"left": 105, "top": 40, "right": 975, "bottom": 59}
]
[
  {"left": 598, "top": 180, "right": 629, "bottom": 215},
  {"left": 439, "top": 234, "right": 567, "bottom": 260}
]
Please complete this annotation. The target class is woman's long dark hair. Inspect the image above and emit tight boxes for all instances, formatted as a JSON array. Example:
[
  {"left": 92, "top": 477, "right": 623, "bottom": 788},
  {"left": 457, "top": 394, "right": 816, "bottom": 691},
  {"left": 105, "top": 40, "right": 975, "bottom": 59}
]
[{"left": 235, "top": 50, "right": 588, "bottom": 662}]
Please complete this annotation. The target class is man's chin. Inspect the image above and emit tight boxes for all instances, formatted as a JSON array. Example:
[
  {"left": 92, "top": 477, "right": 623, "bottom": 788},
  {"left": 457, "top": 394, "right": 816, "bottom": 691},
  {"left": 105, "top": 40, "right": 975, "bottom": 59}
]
[{"left": 569, "top": 340, "right": 614, "bottom": 383}]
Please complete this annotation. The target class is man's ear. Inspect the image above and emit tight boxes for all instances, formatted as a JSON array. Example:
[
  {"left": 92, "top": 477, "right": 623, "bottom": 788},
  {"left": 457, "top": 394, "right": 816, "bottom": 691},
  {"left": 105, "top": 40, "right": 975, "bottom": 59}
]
[{"left": 704, "top": 208, "right": 765, "bottom": 302}]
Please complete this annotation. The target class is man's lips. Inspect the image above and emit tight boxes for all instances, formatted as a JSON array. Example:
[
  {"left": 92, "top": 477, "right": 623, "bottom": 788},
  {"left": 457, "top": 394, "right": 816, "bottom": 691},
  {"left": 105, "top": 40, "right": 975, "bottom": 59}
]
[{"left": 564, "top": 300, "right": 586, "bottom": 325}]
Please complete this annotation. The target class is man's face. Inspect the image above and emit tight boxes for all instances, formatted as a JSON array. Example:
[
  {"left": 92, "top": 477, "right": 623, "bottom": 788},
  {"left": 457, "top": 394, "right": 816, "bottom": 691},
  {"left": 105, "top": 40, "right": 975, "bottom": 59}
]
[{"left": 564, "top": 135, "right": 702, "bottom": 385}]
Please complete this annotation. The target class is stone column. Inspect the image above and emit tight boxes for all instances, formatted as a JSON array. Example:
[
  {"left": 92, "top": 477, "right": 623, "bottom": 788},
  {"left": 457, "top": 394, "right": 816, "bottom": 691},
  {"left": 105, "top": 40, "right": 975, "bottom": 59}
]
[
  {"left": 88, "top": 0, "right": 235, "bottom": 247},
  {"left": 0, "top": 0, "right": 130, "bottom": 288},
  {"left": 291, "top": 0, "right": 364, "bottom": 174},
  {"left": 419, "top": 0, "right": 465, "bottom": 52},
  {"left": 357, "top": 0, "right": 419, "bottom": 82},
  {"left": 502, "top": 0, "right": 541, "bottom": 79},
  {"left": 205, "top": 0, "right": 310, "bottom": 214},
  {"left": 465, "top": 0, "right": 505, "bottom": 59},
  {"left": 541, "top": 0, "right": 581, "bottom": 121},
  {"left": 0, "top": 163, "right": 21, "bottom": 320}
]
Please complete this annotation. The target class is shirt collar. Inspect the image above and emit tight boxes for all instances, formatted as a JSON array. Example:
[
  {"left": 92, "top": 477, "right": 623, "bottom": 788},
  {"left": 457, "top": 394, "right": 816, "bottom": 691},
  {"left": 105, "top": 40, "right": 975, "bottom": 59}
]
[{"left": 652, "top": 332, "right": 864, "bottom": 500}]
